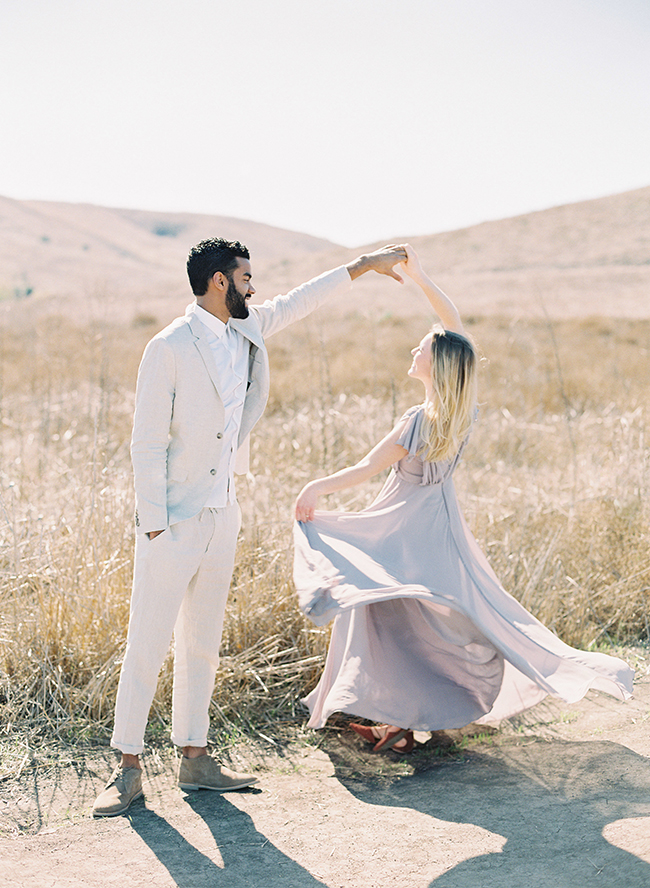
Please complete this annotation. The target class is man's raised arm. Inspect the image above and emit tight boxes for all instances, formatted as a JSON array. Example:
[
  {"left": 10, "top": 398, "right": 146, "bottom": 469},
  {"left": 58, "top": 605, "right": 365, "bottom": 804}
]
[
  {"left": 252, "top": 244, "right": 409, "bottom": 341},
  {"left": 345, "top": 244, "right": 408, "bottom": 281}
]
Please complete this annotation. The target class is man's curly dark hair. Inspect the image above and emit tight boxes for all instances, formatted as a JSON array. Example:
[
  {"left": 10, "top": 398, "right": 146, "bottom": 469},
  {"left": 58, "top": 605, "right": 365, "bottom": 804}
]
[{"left": 186, "top": 238, "right": 250, "bottom": 296}]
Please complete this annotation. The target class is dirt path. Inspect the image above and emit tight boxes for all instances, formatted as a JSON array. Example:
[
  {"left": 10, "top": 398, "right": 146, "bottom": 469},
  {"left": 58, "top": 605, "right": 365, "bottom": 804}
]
[{"left": 1, "top": 677, "right": 650, "bottom": 888}]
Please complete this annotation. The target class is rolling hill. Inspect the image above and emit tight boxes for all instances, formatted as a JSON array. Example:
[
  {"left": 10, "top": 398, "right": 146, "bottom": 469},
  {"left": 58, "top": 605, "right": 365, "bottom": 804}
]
[
  {"left": 0, "top": 186, "right": 648, "bottom": 321},
  {"left": 0, "top": 197, "right": 340, "bottom": 304}
]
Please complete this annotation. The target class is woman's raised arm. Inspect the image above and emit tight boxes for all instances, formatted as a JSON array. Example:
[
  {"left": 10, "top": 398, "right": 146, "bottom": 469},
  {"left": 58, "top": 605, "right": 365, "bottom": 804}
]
[{"left": 400, "top": 244, "right": 465, "bottom": 335}]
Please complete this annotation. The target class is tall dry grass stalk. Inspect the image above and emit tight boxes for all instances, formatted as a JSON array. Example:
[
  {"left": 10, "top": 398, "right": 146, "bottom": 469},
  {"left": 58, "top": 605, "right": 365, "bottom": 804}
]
[{"left": 0, "top": 305, "right": 648, "bottom": 760}]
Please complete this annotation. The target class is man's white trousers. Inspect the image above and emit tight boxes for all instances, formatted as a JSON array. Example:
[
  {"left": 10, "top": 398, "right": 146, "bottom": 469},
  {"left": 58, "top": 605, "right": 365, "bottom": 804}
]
[{"left": 111, "top": 504, "right": 240, "bottom": 755}]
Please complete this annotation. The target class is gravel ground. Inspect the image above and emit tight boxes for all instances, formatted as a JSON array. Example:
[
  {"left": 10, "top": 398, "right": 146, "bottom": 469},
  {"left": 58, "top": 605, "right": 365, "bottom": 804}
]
[{"left": 1, "top": 676, "right": 649, "bottom": 888}]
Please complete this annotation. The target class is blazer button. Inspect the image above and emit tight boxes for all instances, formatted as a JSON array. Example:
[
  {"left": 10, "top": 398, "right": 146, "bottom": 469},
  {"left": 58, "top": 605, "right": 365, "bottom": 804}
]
[
  {"left": 210, "top": 468, "right": 217, "bottom": 475},
  {"left": 216, "top": 432, "right": 223, "bottom": 439}
]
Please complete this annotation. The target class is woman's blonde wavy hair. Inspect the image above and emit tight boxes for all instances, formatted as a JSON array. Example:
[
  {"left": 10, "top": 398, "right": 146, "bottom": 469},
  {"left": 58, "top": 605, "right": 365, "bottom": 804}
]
[{"left": 419, "top": 327, "right": 478, "bottom": 463}]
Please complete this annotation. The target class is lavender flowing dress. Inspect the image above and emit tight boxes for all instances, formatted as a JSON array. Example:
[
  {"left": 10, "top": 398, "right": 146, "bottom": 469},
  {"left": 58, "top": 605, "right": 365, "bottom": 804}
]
[{"left": 293, "top": 406, "right": 633, "bottom": 730}]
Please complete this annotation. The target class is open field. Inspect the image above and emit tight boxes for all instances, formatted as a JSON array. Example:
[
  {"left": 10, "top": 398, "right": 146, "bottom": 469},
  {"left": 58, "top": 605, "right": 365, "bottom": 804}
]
[{"left": 0, "top": 297, "right": 648, "bottom": 766}]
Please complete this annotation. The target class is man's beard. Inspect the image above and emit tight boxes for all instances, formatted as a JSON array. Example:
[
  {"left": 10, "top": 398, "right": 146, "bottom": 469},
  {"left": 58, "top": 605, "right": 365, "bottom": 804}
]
[{"left": 225, "top": 276, "right": 249, "bottom": 319}]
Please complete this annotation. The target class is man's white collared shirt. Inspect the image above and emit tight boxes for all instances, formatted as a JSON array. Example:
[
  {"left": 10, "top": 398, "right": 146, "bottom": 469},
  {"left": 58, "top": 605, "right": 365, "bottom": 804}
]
[{"left": 186, "top": 302, "right": 248, "bottom": 507}]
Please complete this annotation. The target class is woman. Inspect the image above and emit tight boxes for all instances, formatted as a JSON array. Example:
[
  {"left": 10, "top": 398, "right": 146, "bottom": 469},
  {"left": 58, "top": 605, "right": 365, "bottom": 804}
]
[{"left": 293, "top": 245, "right": 633, "bottom": 753}]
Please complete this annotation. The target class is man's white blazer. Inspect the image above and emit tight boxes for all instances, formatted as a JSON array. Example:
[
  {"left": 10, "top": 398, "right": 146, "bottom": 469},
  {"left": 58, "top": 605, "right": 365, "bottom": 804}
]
[{"left": 131, "top": 265, "right": 351, "bottom": 534}]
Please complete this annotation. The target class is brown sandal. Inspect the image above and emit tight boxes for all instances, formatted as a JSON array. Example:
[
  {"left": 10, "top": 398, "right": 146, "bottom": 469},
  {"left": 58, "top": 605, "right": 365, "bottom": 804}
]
[
  {"left": 373, "top": 727, "right": 414, "bottom": 754},
  {"left": 349, "top": 723, "right": 382, "bottom": 743}
]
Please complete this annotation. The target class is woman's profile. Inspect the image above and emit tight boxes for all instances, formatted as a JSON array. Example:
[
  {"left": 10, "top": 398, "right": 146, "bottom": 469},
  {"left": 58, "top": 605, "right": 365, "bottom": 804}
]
[{"left": 293, "top": 245, "right": 633, "bottom": 753}]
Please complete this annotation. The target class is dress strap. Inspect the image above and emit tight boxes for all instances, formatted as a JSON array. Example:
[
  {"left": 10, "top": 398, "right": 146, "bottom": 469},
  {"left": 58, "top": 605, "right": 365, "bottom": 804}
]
[
  {"left": 395, "top": 404, "right": 473, "bottom": 486},
  {"left": 395, "top": 405, "right": 425, "bottom": 457}
]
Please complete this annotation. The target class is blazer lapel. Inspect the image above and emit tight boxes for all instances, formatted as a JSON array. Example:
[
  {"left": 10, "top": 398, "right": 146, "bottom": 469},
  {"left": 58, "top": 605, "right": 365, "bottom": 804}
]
[
  {"left": 187, "top": 315, "right": 224, "bottom": 397},
  {"left": 187, "top": 311, "right": 266, "bottom": 410},
  {"left": 228, "top": 315, "right": 265, "bottom": 350}
]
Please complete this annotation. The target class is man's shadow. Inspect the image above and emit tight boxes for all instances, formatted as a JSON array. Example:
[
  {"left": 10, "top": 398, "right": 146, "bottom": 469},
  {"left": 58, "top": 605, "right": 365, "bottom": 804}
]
[
  {"left": 325, "top": 733, "right": 650, "bottom": 887},
  {"left": 128, "top": 788, "right": 327, "bottom": 888}
]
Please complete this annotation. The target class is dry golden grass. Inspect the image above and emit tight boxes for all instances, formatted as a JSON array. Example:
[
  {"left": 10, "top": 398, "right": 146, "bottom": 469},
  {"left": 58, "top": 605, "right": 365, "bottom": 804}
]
[{"left": 0, "top": 306, "right": 648, "bottom": 764}]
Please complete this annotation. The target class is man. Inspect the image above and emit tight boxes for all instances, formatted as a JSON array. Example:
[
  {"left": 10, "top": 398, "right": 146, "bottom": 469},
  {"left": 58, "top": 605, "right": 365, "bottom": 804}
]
[{"left": 92, "top": 238, "right": 407, "bottom": 816}]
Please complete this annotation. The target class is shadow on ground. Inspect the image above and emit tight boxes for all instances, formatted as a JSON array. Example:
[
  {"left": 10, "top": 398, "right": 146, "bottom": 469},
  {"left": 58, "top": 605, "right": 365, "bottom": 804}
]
[
  {"left": 323, "top": 732, "right": 650, "bottom": 886},
  {"left": 2, "top": 690, "right": 650, "bottom": 887},
  {"left": 126, "top": 791, "right": 329, "bottom": 887},
  {"left": 0, "top": 746, "right": 117, "bottom": 836}
]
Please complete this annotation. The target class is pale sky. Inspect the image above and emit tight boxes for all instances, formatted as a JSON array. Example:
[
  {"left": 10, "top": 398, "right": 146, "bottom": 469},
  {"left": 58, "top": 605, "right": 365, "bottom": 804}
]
[{"left": 1, "top": 0, "right": 648, "bottom": 246}]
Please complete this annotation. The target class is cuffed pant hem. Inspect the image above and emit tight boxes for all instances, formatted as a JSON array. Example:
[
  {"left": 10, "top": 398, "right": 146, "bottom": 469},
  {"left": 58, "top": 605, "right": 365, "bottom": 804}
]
[
  {"left": 170, "top": 734, "right": 209, "bottom": 749},
  {"left": 110, "top": 737, "right": 145, "bottom": 756}
]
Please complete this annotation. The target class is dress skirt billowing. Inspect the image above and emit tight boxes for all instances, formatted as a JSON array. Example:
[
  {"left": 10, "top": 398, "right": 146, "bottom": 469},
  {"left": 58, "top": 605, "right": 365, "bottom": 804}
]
[{"left": 293, "top": 406, "right": 633, "bottom": 730}]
